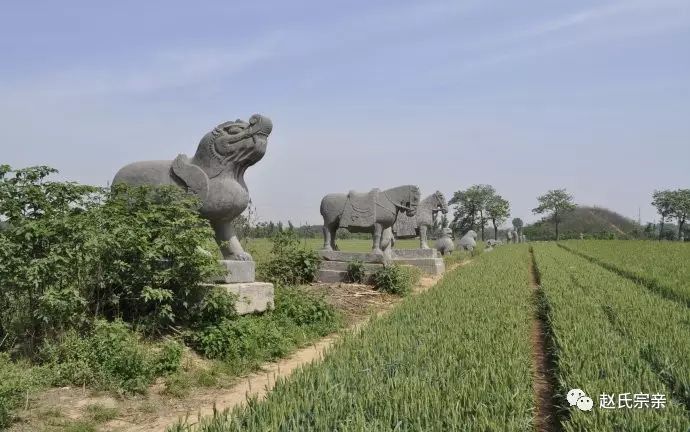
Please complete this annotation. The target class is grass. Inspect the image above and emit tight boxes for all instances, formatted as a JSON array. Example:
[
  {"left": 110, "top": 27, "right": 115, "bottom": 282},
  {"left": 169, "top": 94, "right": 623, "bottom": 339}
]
[
  {"left": 170, "top": 245, "right": 536, "bottom": 431},
  {"left": 532, "top": 243, "right": 690, "bottom": 430},
  {"left": 85, "top": 403, "right": 119, "bottom": 422}
]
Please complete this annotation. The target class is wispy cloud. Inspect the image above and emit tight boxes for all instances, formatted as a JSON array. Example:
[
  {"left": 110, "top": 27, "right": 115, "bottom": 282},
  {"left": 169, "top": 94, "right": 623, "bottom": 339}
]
[{"left": 1, "top": 34, "right": 284, "bottom": 104}]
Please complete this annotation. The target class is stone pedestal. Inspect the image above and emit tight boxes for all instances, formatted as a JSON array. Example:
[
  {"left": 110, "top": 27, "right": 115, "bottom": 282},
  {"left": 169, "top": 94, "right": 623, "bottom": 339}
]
[
  {"left": 215, "top": 260, "right": 255, "bottom": 283},
  {"left": 316, "top": 249, "right": 445, "bottom": 283},
  {"left": 317, "top": 251, "right": 386, "bottom": 283},
  {"left": 212, "top": 260, "right": 274, "bottom": 315},
  {"left": 391, "top": 249, "right": 445, "bottom": 276},
  {"left": 221, "top": 282, "right": 274, "bottom": 315}
]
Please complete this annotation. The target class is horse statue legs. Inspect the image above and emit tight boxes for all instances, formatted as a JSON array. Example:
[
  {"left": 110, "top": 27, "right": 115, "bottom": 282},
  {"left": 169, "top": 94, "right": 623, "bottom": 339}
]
[{"left": 419, "top": 225, "right": 430, "bottom": 249}]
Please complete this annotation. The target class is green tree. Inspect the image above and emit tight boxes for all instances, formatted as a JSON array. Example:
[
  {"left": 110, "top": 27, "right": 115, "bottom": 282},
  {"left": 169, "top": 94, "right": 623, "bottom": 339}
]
[
  {"left": 486, "top": 195, "right": 510, "bottom": 240},
  {"left": 532, "top": 189, "right": 576, "bottom": 241},
  {"left": 669, "top": 189, "right": 690, "bottom": 240},
  {"left": 651, "top": 190, "right": 674, "bottom": 241},
  {"left": 449, "top": 184, "right": 496, "bottom": 240},
  {"left": 512, "top": 218, "right": 524, "bottom": 236}
]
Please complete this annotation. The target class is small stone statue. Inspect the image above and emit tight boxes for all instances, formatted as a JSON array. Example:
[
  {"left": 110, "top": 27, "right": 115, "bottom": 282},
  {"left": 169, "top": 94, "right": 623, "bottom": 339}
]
[
  {"left": 435, "top": 227, "right": 455, "bottom": 256},
  {"left": 457, "top": 230, "right": 477, "bottom": 251},
  {"left": 511, "top": 230, "right": 519, "bottom": 244},
  {"left": 113, "top": 114, "right": 273, "bottom": 263},
  {"left": 505, "top": 229, "right": 514, "bottom": 244}
]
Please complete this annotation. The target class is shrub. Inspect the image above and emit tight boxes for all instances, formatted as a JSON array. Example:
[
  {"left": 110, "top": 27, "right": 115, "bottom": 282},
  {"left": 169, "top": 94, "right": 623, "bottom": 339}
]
[
  {"left": 0, "top": 165, "right": 222, "bottom": 351},
  {"left": 41, "top": 320, "right": 179, "bottom": 394},
  {"left": 346, "top": 259, "right": 366, "bottom": 284},
  {"left": 257, "top": 231, "right": 321, "bottom": 286},
  {"left": 188, "top": 287, "right": 238, "bottom": 328},
  {"left": 0, "top": 354, "right": 48, "bottom": 427},
  {"left": 372, "top": 265, "right": 420, "bottom": 296},
  {"left": 189, "top": 287, "right": 340, "bottom": 370}
]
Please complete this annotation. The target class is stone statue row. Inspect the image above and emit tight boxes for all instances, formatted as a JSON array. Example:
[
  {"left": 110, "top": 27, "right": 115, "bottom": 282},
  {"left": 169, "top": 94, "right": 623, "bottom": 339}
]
[{"left": 110, "top": 114, "right": 525, "bottom": 291}]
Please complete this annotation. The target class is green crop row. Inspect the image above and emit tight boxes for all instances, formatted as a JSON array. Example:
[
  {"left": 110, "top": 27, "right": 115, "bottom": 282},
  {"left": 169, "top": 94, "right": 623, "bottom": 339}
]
[
  {"left": 560, "top": 240, "right": 690, "bottom": 306},
  {"left": 532, "top": 243, "right": 690, "bottom": 430},
  {"left": 171, "top": 246, "right": 536, "bottom": 431}
]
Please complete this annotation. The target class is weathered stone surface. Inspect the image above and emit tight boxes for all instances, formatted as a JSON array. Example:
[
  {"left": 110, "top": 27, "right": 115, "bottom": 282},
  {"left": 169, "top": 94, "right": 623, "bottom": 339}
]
[
  {"left": 221, "top": 282, "right": 274, "bottom": 315},
  {"left": 394, "top": 258, "right": 445, "bottom": 275},
  {"left": 317, "top": 269, "right": 378, "bottom": 284},
  {"left": 393, "top": 248, "right": 439, "bottom": 259},
  {"left": 113, "top": 114, "right": 272, "bottom": 262},
  {"left": 457, "top": 230, "right": 477, "bottom": 251},
  {"left": 320, "top": 261, "right": 383, "bottom": 272},
  {"left": 319, "top": 250, "right": 387, "bottom": 264},
  {"left": 215, "top": 260, "right": 255, "bottom": 283},
  {"left": 392, "top": 191, "right": 448, "bottom": 249},
  {"left": 435, "top": 227, "right": 455, "bottom": 256},
  {"left": 320, "top": 185, "right": 421, "bottom": 255}
]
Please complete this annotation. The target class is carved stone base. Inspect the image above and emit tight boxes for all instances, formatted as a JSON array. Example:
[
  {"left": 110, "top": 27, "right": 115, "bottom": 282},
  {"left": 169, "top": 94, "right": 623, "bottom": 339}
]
[
  {"left": 221, "top": 282, "right": 274, "bottom": 315},
  {"left": 392, "top": 248, "right": 439, "bottom": 259},
  {"left": 319, "top": 250, "right": 387, "bottom": 264},
  {"left": 215, "top": 260, "right": 255, "bottom": 283},
  {"left": 392, "top": 257, "right": 445, "bottom": 275},
  {"left": 317, "top": 251, "right": 386, "bottom": 283}
]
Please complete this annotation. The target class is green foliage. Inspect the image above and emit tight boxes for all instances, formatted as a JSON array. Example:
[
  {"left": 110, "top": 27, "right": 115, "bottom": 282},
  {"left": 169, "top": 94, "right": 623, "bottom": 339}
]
[
  {"left": 0, "top": 353, "right": 48, "bottom": 427},
  {"left": 0, "top": 165, "right": 221, "bottom": 353},
  {"left": 524, "top": 206, "right": 638, "bottom": 241},
  {"left": 188, "top": 287, "right": 239, "bottom": 328},
  {"left": 188, "top": 287, "right": 339, "bottom": 371},
  {"left": 532, "top": 188, "right": 576, "bottom": 240},
  {"left": 346, "top": 259, "right": 366, "bottom": 283},
  {"left": 41, "top": 320, "right": 180, "bottom": 394},
  {"left": 85, "top": 403, "right": 119, "bottom": 423},
  {"left": 371, "top": 265, "right": 419, "bottom": 295},
  {"left": 257, "top": 231, "right": 321, "bottom": 286}
]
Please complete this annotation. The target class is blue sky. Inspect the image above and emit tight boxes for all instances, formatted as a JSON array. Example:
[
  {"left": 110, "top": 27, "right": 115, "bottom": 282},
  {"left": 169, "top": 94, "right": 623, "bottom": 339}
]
[{"left": 1, "top": 0, "right": 689, "bottom": 226}]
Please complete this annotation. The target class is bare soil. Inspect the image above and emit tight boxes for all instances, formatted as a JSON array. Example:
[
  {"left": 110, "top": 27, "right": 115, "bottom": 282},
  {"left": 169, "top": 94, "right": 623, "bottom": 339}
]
[
  {"left": 11, "top": 261, "right": 467, "bottom": 432},
  {"left": 529, "top": 251, "right": 561, "bottom": 432}
]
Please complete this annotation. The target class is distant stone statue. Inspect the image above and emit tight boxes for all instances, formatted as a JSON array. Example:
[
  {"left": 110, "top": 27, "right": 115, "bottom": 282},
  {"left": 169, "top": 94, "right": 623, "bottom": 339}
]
[
  {"left": 392, "top": 191, "right": 448, "bottom": 249},
  {"left": 521, "top": 234, "right": 527, "bottom": 243},
  {"left": 457, "top": 230, "right": 477, "bottom": 251},
  {"left": 512, "top": 230, "right": 519, "bottom": 243},
  {"left": 505, "top": 229, "right": 514, "bottom": 244},
  {"left": 435, "top": 227, "right": 455, "bottom": 256},
  {"left": 320, "top": 185, "right": 421, "bottom": 255},
  {"left": 113, "top": 114, "right": 273, "bottom": 262}
]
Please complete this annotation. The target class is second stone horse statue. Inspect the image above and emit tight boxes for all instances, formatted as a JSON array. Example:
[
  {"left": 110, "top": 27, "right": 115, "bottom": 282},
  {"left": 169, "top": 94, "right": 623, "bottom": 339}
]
[{"left": 320, "top": 185, "right": 420, "bottom": 255}]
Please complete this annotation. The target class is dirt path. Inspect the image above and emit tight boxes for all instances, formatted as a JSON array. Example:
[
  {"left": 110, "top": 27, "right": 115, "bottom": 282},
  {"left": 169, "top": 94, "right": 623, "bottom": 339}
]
[
  {"left": 108, "top": 260, "right": 470, "bottom": 432},
  {"left": 529, "top": 250, "right": 560, "bottom": 432}
]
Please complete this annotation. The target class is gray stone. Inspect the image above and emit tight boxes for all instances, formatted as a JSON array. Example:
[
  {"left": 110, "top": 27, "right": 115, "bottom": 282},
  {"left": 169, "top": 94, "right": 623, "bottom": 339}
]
[
  {"left": 393, "top": 258, "right": 445, "bottom": 275},
  {"left": 457, "top": 230, "right": 477, "bottom": 251},
  {"left": 319, "top": 250, "right": 387, "bottom": 264},
  {"left": 511, "top": 230, "right": 519, "bottom": 243},
  {"left": 317, "top": 269, "right": 378, "bottom": 284},
  {"left": 505, "top": 229, "right": 515, "bottom": 244},
  {"left": 320, "top": 185, "right": 421, "bottom": 255},
  {"left": 113, "top": 114, "right": 272, "bottom": 264},
  {"left": 486, "top": 239, "right": 502, "bottom": 247},
  {"left": 393, "top": 248, "right": 439, "bottom": 259},
  {"left": 221, "top": 282, "right": 274, "bottom": 315},
  {"left": 392, "top": 191, "right": 448, "bottom": 249},
  {"left": 521, "top": 234, "right": 527, "bottom": 243},
  {"left": 215, "top": 260, "right": 255, "bottom": 283},
  {"left": 435, "top": 227, "right": 455, "bottom": 256}
]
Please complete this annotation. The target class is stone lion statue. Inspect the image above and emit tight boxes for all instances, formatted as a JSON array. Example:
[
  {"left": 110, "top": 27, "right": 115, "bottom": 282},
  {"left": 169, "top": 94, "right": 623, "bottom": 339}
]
[
  {"left": 457, "top": 230, "right": 477, "bottom": 251},
  {"left": 112, "top": 114, "right": 273, "bottom": 261},
  {"left": 435, "top": 227, "right": 455, "bottom": 256}
]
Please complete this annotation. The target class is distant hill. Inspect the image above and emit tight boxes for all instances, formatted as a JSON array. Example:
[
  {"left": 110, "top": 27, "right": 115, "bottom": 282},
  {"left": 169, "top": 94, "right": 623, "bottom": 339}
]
[{"left": 523, "top": 206, "right": 642, "bottom": 240}]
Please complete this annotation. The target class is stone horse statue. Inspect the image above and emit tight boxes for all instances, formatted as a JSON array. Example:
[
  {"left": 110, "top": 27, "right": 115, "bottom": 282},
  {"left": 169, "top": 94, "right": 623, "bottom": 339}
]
[
  {"left": 320, "top": 185, "right": 420, "bottom": 255},
  {"left": 113, "top": 114, "right": 273, "bottom": 261},
  {"left": 391, "top": 191, "right": 448, "bottom": 249}
]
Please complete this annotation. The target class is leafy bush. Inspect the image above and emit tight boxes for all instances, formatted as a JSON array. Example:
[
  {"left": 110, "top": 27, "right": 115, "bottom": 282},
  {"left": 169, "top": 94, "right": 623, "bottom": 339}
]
[
  {"left": 189, "top": 287, "right": 339, "bottom": 370},
  {"left": 188, "top": 286, "right": 239, "bottom": 328},
  {"left": 41, "top": 320, "right": 179, "bottom": 394},
  {"left": 0, "top": 165, "right": 222, "bottom": 352},
  {"left": 371, "top": 265, "right": 420, "bottom": 296},
  {"left": 0, "top": 354, "right": 48, "bottom": 427},
  {"left": 257, "top": 231, "right": 321, "bottom": 286},
  {"left": 346, "top": 259, "right": 366, "bottom": 283}
]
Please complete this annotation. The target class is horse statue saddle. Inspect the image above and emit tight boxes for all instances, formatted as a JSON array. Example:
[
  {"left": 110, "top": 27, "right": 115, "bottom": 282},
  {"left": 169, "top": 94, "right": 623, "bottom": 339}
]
[
  {"left": 339, "top": 188, "right": 379, "bottom": 229},
  {"left": 392, "top": 212, "right": 418, "bottom": 238}
]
